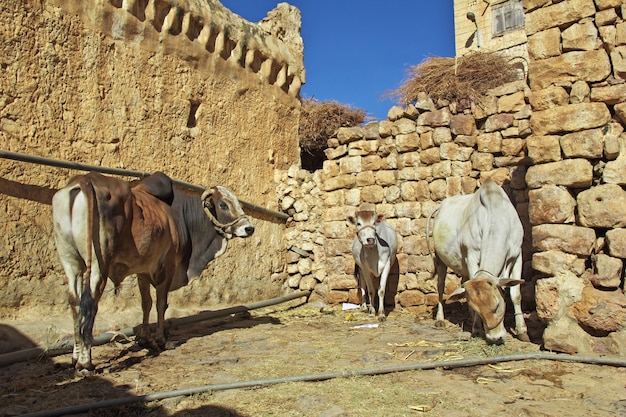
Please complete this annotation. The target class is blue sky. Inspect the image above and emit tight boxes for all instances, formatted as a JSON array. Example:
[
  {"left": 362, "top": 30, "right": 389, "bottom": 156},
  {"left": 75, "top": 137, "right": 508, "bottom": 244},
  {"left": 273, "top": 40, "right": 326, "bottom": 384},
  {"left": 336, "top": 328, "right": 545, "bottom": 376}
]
[{"left": 220, "top": 1, "right": 456, "bottom": 121}]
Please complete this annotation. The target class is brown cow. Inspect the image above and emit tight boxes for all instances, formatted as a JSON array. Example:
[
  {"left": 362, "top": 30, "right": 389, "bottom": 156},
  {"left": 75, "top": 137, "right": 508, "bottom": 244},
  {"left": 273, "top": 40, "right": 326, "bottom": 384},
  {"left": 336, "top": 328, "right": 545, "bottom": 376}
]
[{"left": 52, "top": 172, "right": 254, "bottom": 376}]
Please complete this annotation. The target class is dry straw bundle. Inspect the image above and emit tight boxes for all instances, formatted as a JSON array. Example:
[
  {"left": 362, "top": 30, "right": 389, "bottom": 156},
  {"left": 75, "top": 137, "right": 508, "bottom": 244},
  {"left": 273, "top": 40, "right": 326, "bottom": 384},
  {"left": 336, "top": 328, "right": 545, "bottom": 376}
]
[
  {"left": 299, "top": 98, "right": 366, "bottom": 152},
  {"left": 391, "top": 52, "right": 519, "bottom": 104}
]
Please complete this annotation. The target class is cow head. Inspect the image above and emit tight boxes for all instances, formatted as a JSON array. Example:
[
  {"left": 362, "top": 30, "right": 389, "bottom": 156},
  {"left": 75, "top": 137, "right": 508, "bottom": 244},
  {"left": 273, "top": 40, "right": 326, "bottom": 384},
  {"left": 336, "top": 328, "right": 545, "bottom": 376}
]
[
  {"left": 348, "top": 211, "right": 385, "bottom": 248},
  {"left": 201, "top": 186, "right": 255, "bottom": 239},
  {"left": 446, "top": 270, "right": 523, "bottom": 344}
]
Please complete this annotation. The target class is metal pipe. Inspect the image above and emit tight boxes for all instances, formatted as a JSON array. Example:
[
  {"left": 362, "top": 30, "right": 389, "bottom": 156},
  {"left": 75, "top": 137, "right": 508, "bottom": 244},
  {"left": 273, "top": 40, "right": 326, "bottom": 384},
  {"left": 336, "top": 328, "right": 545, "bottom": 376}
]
[
  {"left": 20, "top": 352, "right": 626, "bottom": 417},
  {"left": 0, "top": 290, "right": 310, "bottom": 367},
  {"left": 0, "top": 150, "right": 289, "bottom": 220}
]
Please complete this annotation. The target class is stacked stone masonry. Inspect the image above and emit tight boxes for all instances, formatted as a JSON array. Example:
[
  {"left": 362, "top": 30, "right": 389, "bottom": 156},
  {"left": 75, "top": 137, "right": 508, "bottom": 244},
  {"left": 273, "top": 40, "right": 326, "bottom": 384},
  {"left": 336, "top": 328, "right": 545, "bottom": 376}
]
[{"left": 278, "top": 0, "right": 626, "bottom": 355}]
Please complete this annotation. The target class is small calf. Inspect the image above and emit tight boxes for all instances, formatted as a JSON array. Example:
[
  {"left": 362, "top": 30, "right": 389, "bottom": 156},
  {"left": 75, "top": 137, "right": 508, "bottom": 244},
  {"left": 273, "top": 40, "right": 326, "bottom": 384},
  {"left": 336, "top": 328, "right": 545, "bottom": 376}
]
[{"left": 349, "top": 211, "right": 398, "bottom": 319}]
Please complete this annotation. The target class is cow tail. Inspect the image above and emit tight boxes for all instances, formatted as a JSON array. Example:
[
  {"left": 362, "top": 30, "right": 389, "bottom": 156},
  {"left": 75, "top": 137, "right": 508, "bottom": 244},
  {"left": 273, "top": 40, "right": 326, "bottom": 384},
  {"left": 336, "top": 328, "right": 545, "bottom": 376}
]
[
  {"left": 77, "top": 176, "right": 97, "bottom": 345},
  {"left": 425, "top": 205, "right": 440, "bottom": 257}
]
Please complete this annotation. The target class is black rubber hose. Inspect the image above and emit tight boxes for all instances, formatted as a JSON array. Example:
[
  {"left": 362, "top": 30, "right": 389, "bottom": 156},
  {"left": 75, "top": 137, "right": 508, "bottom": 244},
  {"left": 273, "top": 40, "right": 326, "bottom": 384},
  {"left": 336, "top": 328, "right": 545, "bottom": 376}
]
[
  {"left": 19, "top": 352, "right": 626, "bottom": 417},
  {"left": 0, "top": 290, "right": 311, "bottom": 367}
]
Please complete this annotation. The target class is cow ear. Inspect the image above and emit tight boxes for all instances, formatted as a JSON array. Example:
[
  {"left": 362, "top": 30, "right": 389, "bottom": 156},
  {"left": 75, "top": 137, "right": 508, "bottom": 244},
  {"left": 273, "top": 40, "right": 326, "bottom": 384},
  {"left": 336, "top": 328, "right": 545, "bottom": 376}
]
[
  {"left": 347, "top": 216, "right": 356, "bottom": 225},
  {"left": 375, "top": 214, "right": 386, "bottom": 223},
  {"left": 445, "top": 286, "right": 466, "bottom": 304},
  {"left": 497, "top": 278, "right": 524, "bottom": 288}
]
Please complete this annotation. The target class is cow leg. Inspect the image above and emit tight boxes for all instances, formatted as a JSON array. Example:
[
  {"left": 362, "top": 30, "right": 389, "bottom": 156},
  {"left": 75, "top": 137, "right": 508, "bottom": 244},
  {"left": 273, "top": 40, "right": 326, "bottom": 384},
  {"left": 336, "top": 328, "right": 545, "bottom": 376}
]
[
  {"left": 154, "top": 281, "right": 170, "bottom": 348},
  {"left": 510, "top": 283, "right": 529, "bottom": 342},
  {"left": 136, "top": 277, "right": 155, "bottom": 348},
  {"left": 363, "top": 273, "right": 377, "bottom": 316},
  {"left": 435, "top": 258, "right": 447, "bottom": 326},
  {"left": 376, "top": 261, "right": 392, "bottom": 320}
]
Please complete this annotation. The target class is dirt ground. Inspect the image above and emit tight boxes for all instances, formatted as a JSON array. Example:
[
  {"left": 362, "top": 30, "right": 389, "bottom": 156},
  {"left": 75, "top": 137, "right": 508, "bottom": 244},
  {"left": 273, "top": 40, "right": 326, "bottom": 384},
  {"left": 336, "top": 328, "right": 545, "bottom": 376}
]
[{"left": 1, "top": 299, "right": 625, "bottom": 417}]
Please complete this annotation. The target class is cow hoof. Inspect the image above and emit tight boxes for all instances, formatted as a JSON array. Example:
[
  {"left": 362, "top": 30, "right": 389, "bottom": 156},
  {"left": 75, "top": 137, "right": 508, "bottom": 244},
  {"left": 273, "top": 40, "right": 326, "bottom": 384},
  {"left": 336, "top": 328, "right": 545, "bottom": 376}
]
[
  {"left": 517, "top": 333, "right": 530, "bottom": 343},
  {"left": 434, "top": 320, "right": 445, "bottom": 328},
  {"left": 164, "top": 340, "right": 179, "bottom": 350},
  {"left": 377, "top": 315, "right": 386, "bottom": 322},
  {"left": 74, "top": 366, "right": 96, "bottom": 378}
]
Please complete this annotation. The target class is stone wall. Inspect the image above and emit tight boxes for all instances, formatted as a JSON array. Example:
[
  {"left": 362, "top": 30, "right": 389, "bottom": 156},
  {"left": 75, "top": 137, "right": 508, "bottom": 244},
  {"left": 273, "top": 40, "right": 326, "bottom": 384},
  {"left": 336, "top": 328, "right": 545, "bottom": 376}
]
[
  {"left": 278, "top": 0, "right": 626, "bottom": 355},
  {"left": 0, "top": 0, "right": 302, "bottom": 317}
]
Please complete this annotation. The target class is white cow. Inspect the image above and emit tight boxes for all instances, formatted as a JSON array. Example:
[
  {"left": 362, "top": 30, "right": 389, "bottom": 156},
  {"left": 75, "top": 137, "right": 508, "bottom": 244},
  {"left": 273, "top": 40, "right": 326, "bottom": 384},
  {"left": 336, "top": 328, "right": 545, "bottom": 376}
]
[
  {"left": 427, "top": 180, "right": 528, "bottom": 344},
  {"left": 349, "top": 210, "right": 398, "bottom": 320}
]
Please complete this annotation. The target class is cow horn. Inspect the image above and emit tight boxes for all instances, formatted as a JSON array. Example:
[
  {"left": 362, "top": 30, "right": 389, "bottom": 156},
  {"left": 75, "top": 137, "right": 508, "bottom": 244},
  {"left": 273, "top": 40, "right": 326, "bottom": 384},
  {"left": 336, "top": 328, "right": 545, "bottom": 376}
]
[{"left": 201, "top": 188, "right": 214, "bottom": 204}]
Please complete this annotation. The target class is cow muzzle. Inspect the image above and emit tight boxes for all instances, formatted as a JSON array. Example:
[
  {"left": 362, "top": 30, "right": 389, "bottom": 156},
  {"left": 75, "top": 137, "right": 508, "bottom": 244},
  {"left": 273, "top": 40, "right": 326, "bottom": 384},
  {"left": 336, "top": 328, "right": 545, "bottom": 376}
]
[{"left": 356, "top": 225, "right": 377, "bottom": 247}]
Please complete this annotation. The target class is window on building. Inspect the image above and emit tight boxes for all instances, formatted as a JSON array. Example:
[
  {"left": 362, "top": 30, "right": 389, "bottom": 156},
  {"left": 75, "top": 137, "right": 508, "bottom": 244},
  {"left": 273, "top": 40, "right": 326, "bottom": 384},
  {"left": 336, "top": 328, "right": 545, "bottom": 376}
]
[{"left": 492, "top": 0, "right": 524, "bottom": 36}]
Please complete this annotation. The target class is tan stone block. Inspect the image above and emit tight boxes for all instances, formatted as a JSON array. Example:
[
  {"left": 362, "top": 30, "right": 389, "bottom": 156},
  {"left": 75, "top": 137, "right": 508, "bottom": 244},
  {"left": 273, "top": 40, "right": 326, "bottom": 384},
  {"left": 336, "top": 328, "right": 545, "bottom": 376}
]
[
  {"left": 562, "top": 19, "right": 600, "bottom": 51},
  {"left": 324, "top": 145, "right": 348, "bottom": 161},
  {"left": 396, "top": 290, "right": 425, "bottom": 307},
  {"left": 605, "top": 228, "right": 626, "bottom": 258},
  {"left": 419, "top": 147, "right": 441, "bottom": 165},
  {"left": 336, "top": 127, "right": 363, "bottom": 145},
  {"left": 592, "top": 254, "right": 622, "bottom": 288},
  {"left": 361, "top": 185, "right": 384, "bottom": 203},
  {"left": 616, "top": 22, "right": 626, "bottom": 46},
  {"left": 532, "top": 224, "right": 596, "bottom": 256},
  {"left": 610, "top": 45, "right": 626, "bottom": 79},
  {"left": 484, "top": 114, "right": 514, "bottom": 133},
  {"left": 532, "top": 250, "right": 579, "bottom": 276},
  {"left": 398, "top": 152, "right": 419, "bottom": 168},
  {"left": 577, "top": 184, "right": 626, "bottom": 228},
  {"left": 450, "top": 114, "right": 476, "bottom": 136},
  {"left": 501, "top": 139, "right": 525, "bottom": 156},
  {"left": 604, "top": 159, "right": 626, "bottom": 184},
  {"left": 476, "top": 132, "right": 502, "bottom": 153},
  {"left": 339, "top": 155, "right": 361, "bottom": 174},
  {"left": 451, "top": 161, "right": 472, "bottom": 177},
  {"left": 356, "top": 171, "right": 375, "bottom": 187},
  {"left": 560, "top": 128, "right": 603, "bottom": 158},
  {"left": 530, "top": 102, "right": 611, "bottom": 135},
  {"left": 471, "top": 152, "right": 494, "bottom": 171},
  {"left": 529, "top": 50, "right": 611, "bottom": 90},
  {"left": 526, "top": 159, "right": 592, "bottom": 188},
  {"left": 529, "top": 86, "right": 569, "bottom": 111},
  {"left": 379, "top": 120, "right": 393, "bottom": 137},
  {"left": 440, "top": 142, "right": 458, "bottom": 161},
  {"left": 454, "top": 134, "right": 477, "bottom": 147},
  {"left": 433, "top": 127, "right": 452, "bottom": 145},
  {"left": 528, "top": 28, "right": 562, "bottom": 59},
  {"left": 429, "top": 179, "right": 447, "bottom": 201},
  {"left": 361, "top": 155, "right": 382, "bottom": 171},
  {"left": 397, "top": 167, "right": 416, "bottom": 181},
  {"left": 400, "top": 182, "right": 417, "bottom": 201},
  {"left": 392, "top": 118, "right": 417, "bottom": 136},
  {"left": 348, "top": 139, "right": 378, "bottom": 156},
  {"left": 323, "top": 190, "right": 345, "bottom": 206},
  {"left": 419, "top": 130, "right": 434, "bottom": 149},
  {"left": 324, "top": 221, "right": 352, "bottom": 239},
  {"left": 323, "top": 174, "right": 356, "bottom": 191},
  {"left": 529, "top": 185, "right": 576, "bottom": 225},
  {"left": 417, "top": 108, "right": 452, "bottom": 127},
  {"left": 526, "top": 135, "right": 561, "bottom": 163},
  {"left": 525, "top": 0, "right": 596, "bottom": 35},
  {"left": 396, "top": 132, "right": 420, "bottom": 152},
  {"left": 590, "top": 83, "right": 626, "bottom": 104},
  {"left": 431, "top": 160, "right": 451, "bottom": 179},
  {"left": 498, "top": 91, "right": 527, "bottom": 113},
  {"left": 375, "top": 170, "right": 397, "bottom": 186},
  {"left": 570, "top": 286, "right": 626, "bottom": 332}
]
